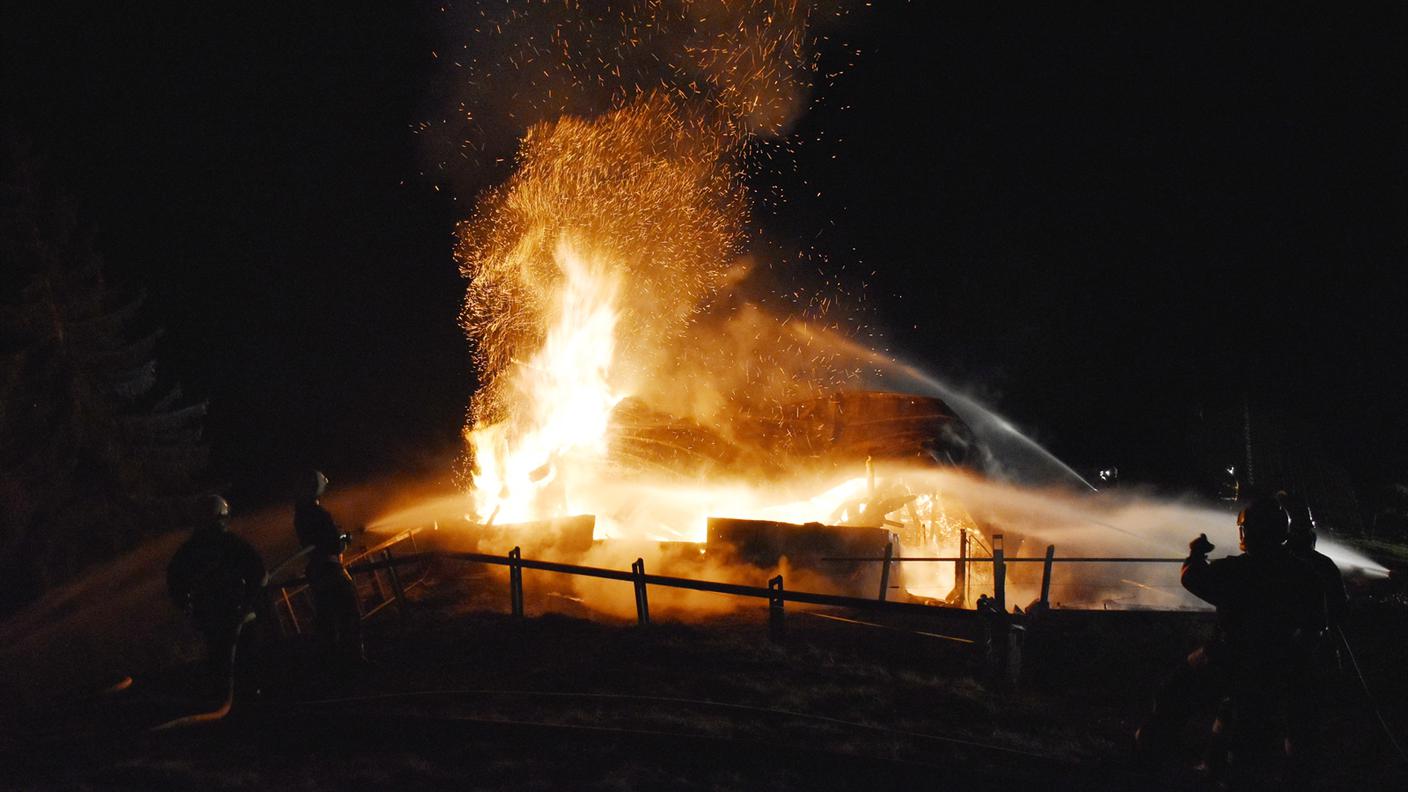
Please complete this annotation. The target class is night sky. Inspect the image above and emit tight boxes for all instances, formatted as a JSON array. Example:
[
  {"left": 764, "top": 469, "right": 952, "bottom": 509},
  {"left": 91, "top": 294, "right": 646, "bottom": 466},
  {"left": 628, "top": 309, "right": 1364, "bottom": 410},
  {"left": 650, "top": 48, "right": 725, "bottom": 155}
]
[{"left": 4, "top": 3, "right": 1404, "bottom": 505}]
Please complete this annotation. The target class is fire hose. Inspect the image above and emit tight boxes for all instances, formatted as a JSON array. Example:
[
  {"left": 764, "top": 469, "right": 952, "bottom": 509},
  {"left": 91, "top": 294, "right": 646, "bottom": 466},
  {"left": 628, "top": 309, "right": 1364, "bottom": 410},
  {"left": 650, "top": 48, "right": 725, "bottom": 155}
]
[
  {"left": 150, "top": 611, "right": 257, "bottom": 731},
  {"left": 262, "top": 545, "right": 317, "bottom": 587},
  {"left": 1338, "top": 626, "right": 1408, "bottom": 764},
  {"left": 152, "top": 545, "right": 317, "bottom": 732}
]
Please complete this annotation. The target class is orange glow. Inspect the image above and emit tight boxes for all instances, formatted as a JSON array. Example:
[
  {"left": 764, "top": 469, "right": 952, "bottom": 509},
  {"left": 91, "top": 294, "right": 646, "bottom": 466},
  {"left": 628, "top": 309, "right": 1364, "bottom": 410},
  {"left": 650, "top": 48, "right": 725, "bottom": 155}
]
[{"left": 389, "top": 3, "right": 1374, "bottom": 615}]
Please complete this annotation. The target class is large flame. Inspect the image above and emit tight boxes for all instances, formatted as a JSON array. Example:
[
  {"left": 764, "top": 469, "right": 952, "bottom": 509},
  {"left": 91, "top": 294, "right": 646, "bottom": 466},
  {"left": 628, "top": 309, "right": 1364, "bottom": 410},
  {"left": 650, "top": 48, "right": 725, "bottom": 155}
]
[
  {"left": 458, "top": 96, "right": 754, "bottom": 533},
  {"left": 448, "top": 93, "right": 1096, "bottom": 607},
  {"left": 465, "top": 239, "right": 623, "bottom": 526},
  {"left": 455, "top": 94, "right": 928, "bottom": 556}
]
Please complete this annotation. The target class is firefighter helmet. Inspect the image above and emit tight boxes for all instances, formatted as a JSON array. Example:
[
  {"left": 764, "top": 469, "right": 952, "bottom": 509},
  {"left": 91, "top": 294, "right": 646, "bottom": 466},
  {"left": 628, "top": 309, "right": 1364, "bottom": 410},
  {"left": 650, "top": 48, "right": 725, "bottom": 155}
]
[
  {"left": 200, "top": 494, "right": 231, "bottom": 524},
  {"left": 1237, "top": 497, "right": 1289, "bottom": 551},
  {"left": 1276, "top": 491, "right": 1316, "bottom": 536},
  {"left": 308, "top": 470, "right": 329, "bottom": 501}
]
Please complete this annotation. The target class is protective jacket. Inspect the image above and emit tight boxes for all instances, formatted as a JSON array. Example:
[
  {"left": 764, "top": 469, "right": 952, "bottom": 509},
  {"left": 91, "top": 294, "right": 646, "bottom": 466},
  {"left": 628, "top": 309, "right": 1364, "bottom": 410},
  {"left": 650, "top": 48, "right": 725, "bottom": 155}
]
[
  {"left": 294, "top": 501, "right": 346, "bottom": 564},
  {"left": 1182, "top": 548, "right": 1324, "bottom": 676},
  {"left": 1290, "top": 546, "right": 1347, "bottom": 633},
  {"left": 168, "top": 527, "right": 265, "bottom": 625},
  {"left": 293, "top": 499, "right": 363, "bottom": 661}
]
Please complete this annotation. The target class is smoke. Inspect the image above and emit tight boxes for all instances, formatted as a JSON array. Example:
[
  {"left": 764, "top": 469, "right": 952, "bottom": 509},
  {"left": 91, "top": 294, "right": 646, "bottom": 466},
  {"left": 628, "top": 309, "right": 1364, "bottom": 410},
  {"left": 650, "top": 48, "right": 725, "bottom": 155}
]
[
  {"left": 907, "top": 467, "right": 1388, "bottom": 609},
  {"left": 367, "top": 463, "right": 1388, "bottom": 616},
  {"left": 780, "top": 322, "right": 1099, "bottom": 490}
]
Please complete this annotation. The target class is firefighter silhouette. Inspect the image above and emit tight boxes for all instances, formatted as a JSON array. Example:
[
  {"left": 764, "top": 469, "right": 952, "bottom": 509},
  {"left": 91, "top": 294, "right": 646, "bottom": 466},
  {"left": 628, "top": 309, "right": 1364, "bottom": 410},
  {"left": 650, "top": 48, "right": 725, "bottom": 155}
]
[
  {"left": 1136, "top": 497, "right": 1323, "bottom": 778},
  {"left": 294, "top": 470, "right": 364, "bottom": 664},
  {"left": 1277, "top": 491, "right": 1349, "bottom": 762},
  {"left": 167, "top": 494, "right": 266, "bottom": 689},
  {"left": 1277, "top": 492, "right": 1347, "bottom": 639}
]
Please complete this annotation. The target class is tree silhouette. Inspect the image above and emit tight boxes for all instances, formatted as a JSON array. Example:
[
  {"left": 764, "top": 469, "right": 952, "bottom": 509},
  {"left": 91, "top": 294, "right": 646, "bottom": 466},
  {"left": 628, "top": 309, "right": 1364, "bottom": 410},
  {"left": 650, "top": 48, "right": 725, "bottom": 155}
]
[{"left": 0, "top": 136, "right": 208, "bottom": 612}]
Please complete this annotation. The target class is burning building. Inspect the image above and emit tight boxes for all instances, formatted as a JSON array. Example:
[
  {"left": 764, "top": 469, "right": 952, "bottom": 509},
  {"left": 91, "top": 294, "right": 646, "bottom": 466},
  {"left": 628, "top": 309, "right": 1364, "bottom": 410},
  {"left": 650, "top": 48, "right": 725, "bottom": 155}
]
[
  {"left": 417, "top": 1, "right": 1005, "bottom": 605},
  {"left": 372, "top": 2, "right": 1393, "bottom": 616},
  {"left": 431, "top": 39, "right": 1079, "bottom": 608},
  {"left": 611, "top": 389, "right": 983, "bottom": 599}
]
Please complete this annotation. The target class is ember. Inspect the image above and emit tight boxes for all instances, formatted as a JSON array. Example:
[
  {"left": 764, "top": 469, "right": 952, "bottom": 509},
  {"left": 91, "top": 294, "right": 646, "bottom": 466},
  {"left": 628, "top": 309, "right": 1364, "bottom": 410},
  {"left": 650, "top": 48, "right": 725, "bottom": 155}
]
[{"left": 448, "top": 88, "right": 995, "bottom": 603}]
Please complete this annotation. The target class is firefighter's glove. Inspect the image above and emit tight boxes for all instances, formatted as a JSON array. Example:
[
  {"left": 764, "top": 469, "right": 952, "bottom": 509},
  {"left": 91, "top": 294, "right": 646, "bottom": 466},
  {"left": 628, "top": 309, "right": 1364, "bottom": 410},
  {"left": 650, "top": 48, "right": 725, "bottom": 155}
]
[{"left": 1188, "top": 533, "right": 1214, "bottom": 558}]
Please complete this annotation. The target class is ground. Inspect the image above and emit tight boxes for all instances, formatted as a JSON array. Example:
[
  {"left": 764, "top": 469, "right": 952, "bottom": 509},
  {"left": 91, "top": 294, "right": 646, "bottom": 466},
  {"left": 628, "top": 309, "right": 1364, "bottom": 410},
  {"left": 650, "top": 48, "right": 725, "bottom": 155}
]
[{"left": 4, "top": 553, "right": 1406, "bottom": 791}]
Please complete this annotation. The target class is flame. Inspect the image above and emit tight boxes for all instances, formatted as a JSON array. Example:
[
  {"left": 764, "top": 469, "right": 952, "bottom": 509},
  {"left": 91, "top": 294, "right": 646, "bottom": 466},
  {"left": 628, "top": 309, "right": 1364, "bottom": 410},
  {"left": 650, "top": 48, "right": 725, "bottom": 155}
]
[
  {"left": 460, "top": 96, "right": 743, "bottom": 530},
  {"left": 451, "top": 91, "right": 981, "bottom": 608},
  {"left": 449, "top": 0, "right": 882, "bottom": 563},
  {"left": 465, "top": 239, "right": 623, "bottom": 525}
]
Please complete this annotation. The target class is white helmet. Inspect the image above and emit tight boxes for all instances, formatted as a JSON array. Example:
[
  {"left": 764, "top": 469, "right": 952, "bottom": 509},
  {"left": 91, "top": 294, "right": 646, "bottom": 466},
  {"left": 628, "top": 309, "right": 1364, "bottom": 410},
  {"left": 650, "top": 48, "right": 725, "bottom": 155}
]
[
  {"left": 308, "top": 470, "right": 329, "bottom": 501},
  {"left": 202, "top": 494, "right": 231, "bottom": 521}
]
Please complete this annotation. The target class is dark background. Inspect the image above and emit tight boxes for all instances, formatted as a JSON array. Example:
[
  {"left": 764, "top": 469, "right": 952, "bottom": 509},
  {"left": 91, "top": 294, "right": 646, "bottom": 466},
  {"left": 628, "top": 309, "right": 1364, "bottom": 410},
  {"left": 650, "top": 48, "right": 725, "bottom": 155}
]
[{"left": 3, "top": 3, "right": 1404, "bottom": 506}]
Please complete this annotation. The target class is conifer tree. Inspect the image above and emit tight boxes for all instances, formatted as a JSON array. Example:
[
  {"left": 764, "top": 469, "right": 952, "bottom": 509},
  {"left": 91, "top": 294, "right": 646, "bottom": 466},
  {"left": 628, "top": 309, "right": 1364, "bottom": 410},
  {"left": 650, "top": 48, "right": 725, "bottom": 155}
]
[{"left": 0, "top": 137, "right": 208, "bottom": 612}]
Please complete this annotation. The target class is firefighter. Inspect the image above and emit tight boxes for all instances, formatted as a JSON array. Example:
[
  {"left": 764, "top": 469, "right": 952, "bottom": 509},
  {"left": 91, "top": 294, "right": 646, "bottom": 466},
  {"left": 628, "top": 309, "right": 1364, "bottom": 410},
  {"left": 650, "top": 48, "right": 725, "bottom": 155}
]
[
  {"left": 167, "top": 494, "right": 266, "bottom": 692},
  {"left": 294, "top": 470, "right": 364, "bottom": 664},
  {"left": 1136, "top": 498, "right": 1324, "bottom": 777},
  {"left": 1277, "top": 492, "right": 1349, "bottom": 763},
  {"left": 1278, "top": 492, "right": 1347, "bottom": 639}
]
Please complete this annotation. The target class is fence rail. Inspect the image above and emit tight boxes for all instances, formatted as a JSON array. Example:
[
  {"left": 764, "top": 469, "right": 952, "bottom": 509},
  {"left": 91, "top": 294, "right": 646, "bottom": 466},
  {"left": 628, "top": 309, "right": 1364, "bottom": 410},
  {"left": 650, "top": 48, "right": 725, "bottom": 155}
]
[
  {"left": 822, "top": 557, "right": 1185, "bottom": 563},
  {"left": 268, "top": 533, "right": 1193, "bottom": 632},
  {"left": 821, "top": 531, "right": 1188, "bottom": 612},
  {"left": 270, "top": 527, "right": 432, "bottom": 636},
  {"left": 265, "top": 530, "right": 1208, "bottom": 686},
  {"left": 266, "top": 539, "right": 989, "bottom": 659},
  {"left": 289, "top": 549, "right": 984, "bottom": 622}
]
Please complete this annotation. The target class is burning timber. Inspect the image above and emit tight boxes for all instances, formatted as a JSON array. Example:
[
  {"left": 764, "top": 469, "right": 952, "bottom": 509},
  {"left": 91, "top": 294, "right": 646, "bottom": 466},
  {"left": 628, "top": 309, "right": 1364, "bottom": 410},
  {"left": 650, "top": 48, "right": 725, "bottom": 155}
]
[
  {"left": 607, "top": 390, "right": 979, "bottom": 480},
  {"left": 423, "top": 390, "right": 991, "bottom": 603},
  {"left": 707, "top": 517, "right": 900, "bottom": 600},
  {"left": 602, "top": 389, "right": 978, "bottom": 600}
]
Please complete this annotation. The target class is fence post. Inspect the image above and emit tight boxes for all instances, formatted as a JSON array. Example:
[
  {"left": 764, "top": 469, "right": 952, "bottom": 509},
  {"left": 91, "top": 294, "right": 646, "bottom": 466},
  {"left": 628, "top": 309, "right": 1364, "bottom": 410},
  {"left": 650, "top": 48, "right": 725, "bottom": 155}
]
[
  {"left": 993, "top": 533, "right": 1006, "bottom": 613},
  {"left": 1006, "top": 624, "right": 1026, "bottom": 688},
  {"left": 631, "top": 558, "right": 651, "bottom": 626},
  {"left": 768, "top": 575, "right": 785, "bottom": 643},
  {"left": 367, "top": 560, "right": 389, "bottom": 603},
  {"left": 1038, "top": 544, "right": 1055, "bottom": 611},
  {"left": 877, "top": 541, "right": 893, "bottom": 602},
  {"left": 408, "top": 531, "right": 430, "bottom": 583},
  {"left": 273, "top": 587, "right": 296, "bottom": 636},
  {"left": 508, "top": 546, "right": 524, "bottom": 620},
  {"left": 384, "top": 548, "right": 408, "bottom": 616},
  {"left": 957, "top": 528, "right": 968, "bottom": 608}
]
